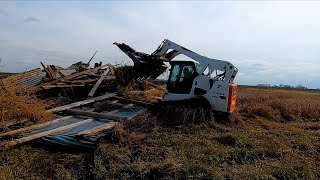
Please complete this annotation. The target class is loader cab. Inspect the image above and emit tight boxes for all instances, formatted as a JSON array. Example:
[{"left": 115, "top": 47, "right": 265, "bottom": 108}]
[{"left": 167, "top": 61, "right": 200, "bottom": 94}]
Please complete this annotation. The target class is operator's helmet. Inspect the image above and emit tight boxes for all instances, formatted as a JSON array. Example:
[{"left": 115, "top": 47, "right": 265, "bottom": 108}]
[{"left": 183, "top": 68, "right": 191, "bottom": 77}]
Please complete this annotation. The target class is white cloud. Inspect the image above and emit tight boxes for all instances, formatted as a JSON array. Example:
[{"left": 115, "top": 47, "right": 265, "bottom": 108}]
[{"left": 0, "top": 1, "right": 319, "bottom": 88}]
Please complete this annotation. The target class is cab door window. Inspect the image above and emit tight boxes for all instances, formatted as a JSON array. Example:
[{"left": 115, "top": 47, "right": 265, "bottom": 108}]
[{"left": 167, "top": 63, "right": 196, "bottom": 94}]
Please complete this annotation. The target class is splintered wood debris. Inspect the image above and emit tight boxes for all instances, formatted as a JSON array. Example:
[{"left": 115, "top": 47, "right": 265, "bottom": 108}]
[
  {"left": 0, "top": 61, "right": 119, "bottom": 98},
  {"left": 0, "top": 57, "right": 165, "bottom": 149},
  {"left": 0, "top": 93, "right": 149, "bottom": 149}
]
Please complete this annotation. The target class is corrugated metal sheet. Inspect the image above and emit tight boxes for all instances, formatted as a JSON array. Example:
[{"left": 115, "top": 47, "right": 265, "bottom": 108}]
[
  {"left": 21, "top": 106, "right": 144, "bottom": 148},
  {"left": 1, "top": 68, "right": 45, "bottom": 88},
  {"left": 22, "top": 116, "right": 112, "bottom": 148}
]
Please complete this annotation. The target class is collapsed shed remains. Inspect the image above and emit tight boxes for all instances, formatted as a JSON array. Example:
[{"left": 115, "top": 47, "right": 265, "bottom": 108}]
[{"left": 0, "top": 93, "right": 148, "bottom": 148}]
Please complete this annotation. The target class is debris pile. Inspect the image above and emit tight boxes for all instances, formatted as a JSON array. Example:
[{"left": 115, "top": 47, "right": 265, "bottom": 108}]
[{"left": 0, "top": 55, "right": 163, "bottom": 149}]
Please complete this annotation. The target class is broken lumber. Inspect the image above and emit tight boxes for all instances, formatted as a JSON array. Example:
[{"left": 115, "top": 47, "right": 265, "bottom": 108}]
[
  {"left": 77, "top": 122, "right": 118, "bottom": 137},
  {"left": 47, "top": 65, "right": 57, "bottom": 79},
  {"left": 33, "top": 64, "right": 109, "bottom": 90},
  {"left": 64, "top": 78, "right": 99, "bottom": 85},
  {"left": 107, "top": 104, "right": 134, "bottom": 115},
  {"left": 0, "top": 118, "right": 93, "bottom": 148},
  {"left": 47, "top": 93, "right": 116, "bottom": 113},
  {"left": 52, "top": 66, "right": 65, "bottom": 78},
  {"left": 88, "top": 68, "right": 110, "bottom": 97},
  {"left": 104, "top": 75, "right": 116, "bottom": 80},
  {"left": 65, "top": 109, "right": 126, "bottom": 121},
  {"left": 40, "top": 62, "right": 54, "bottom": 80},
  {"left": 114, "top": 96, "right": 153, "bottom": 106},
  {"left": 0, "top": 116, "right": 73, "bottom": 138},
  {"left": 42, "top": 84, "right": 85, "bottom": 89}
]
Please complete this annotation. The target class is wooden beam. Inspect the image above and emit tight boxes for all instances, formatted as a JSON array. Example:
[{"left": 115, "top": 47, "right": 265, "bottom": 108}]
[
  {"left": 77, "top": 122, "right": 118, "bottom": 137},
  {"left": 65, "top": 109, "right": 126, "bottom": 121},
  {"left": 40, "top": 62, "right": 54, "bottom": 80},
  {"left": 88, "top": 68, "right": 110, "bottom": 97},
  {"left": 46, "top": 65, "right": 57, "bottom": 79},
  {"left": 0, "top": 116, "right": 73, "bottom": 138},
  {"left": 54, "top": 67, "right": 65, "bottom": 78},
  {"left": 33, "top": 64, "right": 109, "bottom": 90},
  {"left": 0, "top": 118, "right": 93, "bottom": 148},
  {"left": 47, "top": 93, "right": 116, "bottom": 113}
]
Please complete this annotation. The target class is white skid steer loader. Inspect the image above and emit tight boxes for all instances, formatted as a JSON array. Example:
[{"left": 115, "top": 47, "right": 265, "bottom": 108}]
[{"left": 114, "top": 39, "right": 238, "bottom": 113}]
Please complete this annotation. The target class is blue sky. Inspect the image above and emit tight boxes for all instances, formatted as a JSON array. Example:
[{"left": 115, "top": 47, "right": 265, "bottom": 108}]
[{"left": 0, "top": 1, "right": 319, "bottom": 88}]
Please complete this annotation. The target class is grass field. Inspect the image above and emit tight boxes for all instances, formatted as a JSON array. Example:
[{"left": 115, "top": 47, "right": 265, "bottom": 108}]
[{"left": 1, "top": 86, "right": 319, "bottom": 179}]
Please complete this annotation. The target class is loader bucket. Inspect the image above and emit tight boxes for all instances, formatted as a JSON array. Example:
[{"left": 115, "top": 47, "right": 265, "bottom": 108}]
[{"left": 113, "top": 42, "right": 167, "bottom": 79}]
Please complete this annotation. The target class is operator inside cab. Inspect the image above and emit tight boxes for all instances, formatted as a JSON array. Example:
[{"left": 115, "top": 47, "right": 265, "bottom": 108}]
[{"left": 182, "top": 67, "right": 192, "bottom": 78}]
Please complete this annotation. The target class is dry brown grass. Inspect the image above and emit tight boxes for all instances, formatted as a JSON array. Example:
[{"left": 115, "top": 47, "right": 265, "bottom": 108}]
[
  {"left": 94, "top": 86, "right": 320, "bottom": 179},
  {"left": 1, "top": 86, "right": 319, "bottom": 179},
  {"left": 114, "top": 66, "right": 143, "bottom": 92},
  {"left": 236, "top": 87, "right": 320, "bottom": 122},
  {"left": 0, "top": 146, "right": 91, "bottom": 179},
  {"left": 0, "top": 77, "right": 53, "bottom": 129},
  {"left": 126, "top": 87, "right": 165, "bottom": 103},
  {"left": 143, "top": 88, "right": 164, "bottom": 102}
]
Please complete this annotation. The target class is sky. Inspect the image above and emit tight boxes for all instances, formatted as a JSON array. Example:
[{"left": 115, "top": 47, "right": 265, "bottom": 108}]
[{"left": 0, "top": 1, "right": 319, "bottom": 88}]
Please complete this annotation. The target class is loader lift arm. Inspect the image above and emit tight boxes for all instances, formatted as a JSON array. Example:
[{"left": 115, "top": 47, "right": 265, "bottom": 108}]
[
  {"left": 114, "top": 39, "right": 237, "bottom": 83},
  {"left": 151, "top": 39, "right": 238, "bottom": 83}
]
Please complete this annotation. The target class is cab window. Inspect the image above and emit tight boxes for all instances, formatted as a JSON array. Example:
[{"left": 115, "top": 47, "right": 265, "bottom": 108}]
[{"left": 167, "top": 63, "right": 196, "bottom": 94}]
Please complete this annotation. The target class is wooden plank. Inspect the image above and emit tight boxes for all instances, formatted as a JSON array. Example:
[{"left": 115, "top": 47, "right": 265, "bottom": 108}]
[
  {"left": 107, "top": 104, "right": 134, "bottom": 115},
  {"left": 0, "top": 116, "right": 73, "bottom": 138},
  {"left": 47, "top": 65, "right": 57, "bottom": 79},
  {"left": 114, "top": 96, "right": 153, "bottom": 106},
  {"left": 104, "top": 75, "right": 116, "bottom": 80},
  {"left": 85, "top": 108, "right": 95, "bottom": 112},
  {"left": 65, "top": 78, "right": 99, "bottom": 85},
  {"left": 33, "top": 64, "right": 109, "bottom": 90},
  {"left": 42, "top": 84, "right": 85, "bottom": 89},
  {"left": 88, "top": 68, "right": 110, "bottom": 97},
  {"left": 65, "top": 109, "right": 126, "bottom": 121},
  {"left": 47, "top": 93, "right": 116, "bottom": 113},
  {"left": 54, "top": 67, "right": 65, "bottom": 78},
  {"left": 0, "top": 118, "right": 93, "bottom": 148},
  {"left": 77, "top": 122, "right": 118, "bottom": 136},
  {"left": 40, "top": 62, "right": 54, "bottom": 80}
]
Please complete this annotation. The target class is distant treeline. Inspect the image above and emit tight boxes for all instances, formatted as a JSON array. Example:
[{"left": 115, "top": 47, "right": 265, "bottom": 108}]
[
  {"left": 241, "top": 84, "right": 320, "bottom": 92},
  {"left": 274, "top": 84, "right": 308, "bottom": 90}
]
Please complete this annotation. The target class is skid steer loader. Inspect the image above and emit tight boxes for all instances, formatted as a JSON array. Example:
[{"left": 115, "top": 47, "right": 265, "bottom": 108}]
[{"left": 114, "top": 39, "right": 238, "bottom": 113}]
